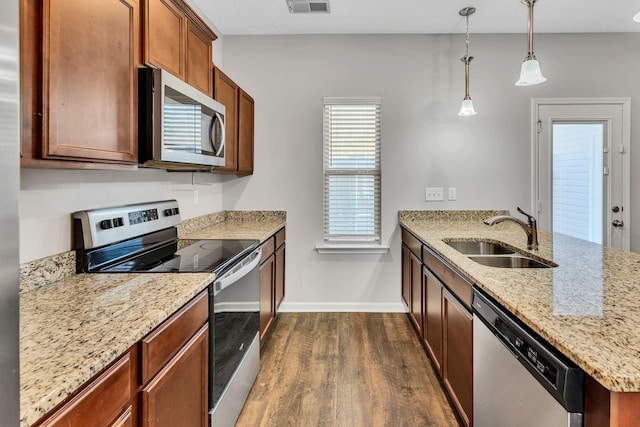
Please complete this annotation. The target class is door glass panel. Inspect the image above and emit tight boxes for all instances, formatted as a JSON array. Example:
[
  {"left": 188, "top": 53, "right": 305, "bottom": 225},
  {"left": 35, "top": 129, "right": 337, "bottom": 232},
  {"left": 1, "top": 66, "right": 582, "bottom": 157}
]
[
  {"left": 552, "top": 123, "right": 604, "bottom": 244},
  {"left": 163, "top": 86, "right": 215, "bottom": 154}
]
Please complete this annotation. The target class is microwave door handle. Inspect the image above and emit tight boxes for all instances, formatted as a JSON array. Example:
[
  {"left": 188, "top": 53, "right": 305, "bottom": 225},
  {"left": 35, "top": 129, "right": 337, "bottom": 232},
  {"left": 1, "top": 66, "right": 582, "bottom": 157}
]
[{"left": 210, "top": 111, "right": 226, "bottom": 157}]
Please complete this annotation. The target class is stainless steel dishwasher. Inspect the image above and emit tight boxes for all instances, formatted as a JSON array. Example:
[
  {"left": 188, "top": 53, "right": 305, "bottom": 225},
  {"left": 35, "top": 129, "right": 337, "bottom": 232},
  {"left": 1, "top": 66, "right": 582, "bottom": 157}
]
[{"left": 472, "top": 288, "right": 584, "bottom": 427}]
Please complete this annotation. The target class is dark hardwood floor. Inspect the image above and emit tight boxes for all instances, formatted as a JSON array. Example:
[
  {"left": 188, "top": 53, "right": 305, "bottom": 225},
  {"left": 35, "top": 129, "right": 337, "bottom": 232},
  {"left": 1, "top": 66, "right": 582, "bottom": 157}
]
[{"left": 236, "top": 312, "right": 460, "bottom": 426}]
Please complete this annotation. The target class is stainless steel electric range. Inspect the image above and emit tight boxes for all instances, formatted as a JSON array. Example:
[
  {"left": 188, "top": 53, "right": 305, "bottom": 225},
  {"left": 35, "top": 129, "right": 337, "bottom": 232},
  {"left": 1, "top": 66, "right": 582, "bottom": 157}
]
[{"left": 73, "top": 200, "right": 261, "bottom": 427}]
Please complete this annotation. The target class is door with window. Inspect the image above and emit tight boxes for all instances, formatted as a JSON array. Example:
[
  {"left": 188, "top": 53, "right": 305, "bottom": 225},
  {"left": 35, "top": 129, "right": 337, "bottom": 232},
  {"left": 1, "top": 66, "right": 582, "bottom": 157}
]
[{"left": 534, "top": 99, "right": 630, "bottom": 249}]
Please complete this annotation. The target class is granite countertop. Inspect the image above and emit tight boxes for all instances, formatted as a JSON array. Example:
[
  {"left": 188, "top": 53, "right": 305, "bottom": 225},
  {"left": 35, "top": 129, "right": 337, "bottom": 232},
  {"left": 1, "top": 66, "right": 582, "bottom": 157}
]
[
  {"left": 20, "top": 210, "right": 286, "bottom": 426},
  {"left": 178, "top": 210, "right": 286, "bottom": 243},
  {"left": 399, "top": 210, "right": 640, "bottom": 393},
  {"left": 20, "top": 272, "right": 212, "bottom": 426}
]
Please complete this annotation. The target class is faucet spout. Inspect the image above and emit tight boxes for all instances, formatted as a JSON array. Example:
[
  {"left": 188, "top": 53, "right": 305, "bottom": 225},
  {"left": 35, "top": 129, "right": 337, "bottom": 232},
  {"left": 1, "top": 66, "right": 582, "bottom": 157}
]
[{"left": 484, "top": 207, "right": 539, "bottom": 251}]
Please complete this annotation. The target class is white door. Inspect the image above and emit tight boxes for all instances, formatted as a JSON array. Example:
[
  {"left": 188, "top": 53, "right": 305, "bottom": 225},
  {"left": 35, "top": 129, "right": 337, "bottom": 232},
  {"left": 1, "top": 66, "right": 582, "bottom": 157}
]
[{"left": 533, "top": 99, "right": 630, "bottom": 250}]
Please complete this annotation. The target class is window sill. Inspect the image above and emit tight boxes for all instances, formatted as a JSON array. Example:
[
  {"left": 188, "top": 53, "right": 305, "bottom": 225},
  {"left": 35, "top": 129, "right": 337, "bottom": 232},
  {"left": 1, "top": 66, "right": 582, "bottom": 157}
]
[{"left": 315, "top": 244, "right": 390, "bottom": 254}]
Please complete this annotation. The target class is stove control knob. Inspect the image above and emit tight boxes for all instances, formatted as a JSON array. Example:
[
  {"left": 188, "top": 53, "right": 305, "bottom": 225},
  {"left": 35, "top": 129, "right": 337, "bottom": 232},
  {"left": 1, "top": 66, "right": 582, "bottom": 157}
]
[
  {"left": 100, "top": 219, "right": 113, "bottom": 230},
  {"left": 112, "top": 217, "right": 124, "bottom": 227}
]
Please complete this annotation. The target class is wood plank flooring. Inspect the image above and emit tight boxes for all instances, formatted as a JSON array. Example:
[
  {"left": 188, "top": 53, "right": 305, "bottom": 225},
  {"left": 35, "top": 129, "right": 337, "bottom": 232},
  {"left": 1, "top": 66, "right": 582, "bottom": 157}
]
[{"left": 236, "top": 312, "right": 461, "bottom": 427}]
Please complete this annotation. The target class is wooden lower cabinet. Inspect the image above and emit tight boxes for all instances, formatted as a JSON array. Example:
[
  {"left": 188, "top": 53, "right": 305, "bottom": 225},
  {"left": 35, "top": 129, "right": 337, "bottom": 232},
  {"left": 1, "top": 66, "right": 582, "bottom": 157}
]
[
  {"left": 259, "top": 227, "right": 286, "bottom": 340},
  {"left": 141, "top": 324, "right": 209, "bottom": 427},
  {"left": 409, "top": 251, "right": 423, "bottom": 335},
  {"left": 401, "top": 227, "right": 473, "bottom": 427},
  {"left": 112, "top": 408, "right": 133, "bottom": 427},
  {"left": 259, "top": 251, "right": 275, "bottom": 339},
  {"left": 423, "top": 267, "right": 443, "bottom": 372},
  {"left": 401, "top": 245, "right": 411, "bottom": 308},
  {"left": 38, "top": 354, "right": 132, "bottom": 427},
  {"left": 275, "top": 242, "right": 286, "bottom": 310},
  {"left": 36, "top": 291, "right": 209, "bottom": 427},
  {"left": 442, "top": 289, "right": 473, "bottom": 427}
]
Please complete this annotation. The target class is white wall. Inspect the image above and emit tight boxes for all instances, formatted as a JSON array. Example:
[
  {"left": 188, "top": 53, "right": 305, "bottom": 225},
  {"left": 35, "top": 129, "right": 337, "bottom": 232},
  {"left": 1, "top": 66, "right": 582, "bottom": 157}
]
[
  {"left": 219, "top": 33, "right": 640, "bottom": 311},
  {"left": 20, "top": 168, "right": 223, "bottom": 263}
]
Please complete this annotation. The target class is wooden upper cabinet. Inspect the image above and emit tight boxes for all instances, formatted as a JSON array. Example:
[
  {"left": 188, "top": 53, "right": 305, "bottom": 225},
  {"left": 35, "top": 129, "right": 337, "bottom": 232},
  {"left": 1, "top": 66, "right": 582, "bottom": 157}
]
[
  {"left": 185, "top": 20, "right": 213, "bottom": 94},
  {"left": 143, "top": 0, "right": 185, "bottom": 79},
  {"left": 237, "top": 89, "right": 255, "bottom": 175},
  {"left": 213, "top": 67, "right": 239, "bottom": 172},
  {"left": 39, "top": 0, "right": 139, "bottom": 163},
  {"left": 143, "top": 0, "right": 215, "bottom": 95}
]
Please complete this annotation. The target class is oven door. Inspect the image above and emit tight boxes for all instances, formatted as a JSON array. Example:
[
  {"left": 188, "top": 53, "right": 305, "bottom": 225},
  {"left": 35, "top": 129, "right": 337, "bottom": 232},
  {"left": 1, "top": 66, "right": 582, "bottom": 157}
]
[{"left": 209, "top": 248, "right": 261, "bottom": 426}]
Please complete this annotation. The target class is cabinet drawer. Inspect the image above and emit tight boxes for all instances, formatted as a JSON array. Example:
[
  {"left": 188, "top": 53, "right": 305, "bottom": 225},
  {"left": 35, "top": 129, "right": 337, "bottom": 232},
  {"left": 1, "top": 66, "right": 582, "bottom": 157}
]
[
  {"left": 423, "top": 245, "right": 472, "bottom": 310},
  {"left": 40, "top": 354, "right": 131, "bottom": 427},
  {"left": 275, "top": 227, "right": 286, "bottom": 249},
  {"left": 141, "top": 290, "right": 208, "bottom": 384},
  {"left": 260, "top": 237, "right": 275, "bottom": 264},
  {"left": 401, "top": 228, "right": 422, "bottom": 259}
]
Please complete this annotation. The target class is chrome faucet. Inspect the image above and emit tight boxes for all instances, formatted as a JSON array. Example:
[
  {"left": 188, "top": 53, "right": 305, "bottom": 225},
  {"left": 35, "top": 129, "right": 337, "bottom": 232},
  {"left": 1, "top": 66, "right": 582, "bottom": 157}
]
[{"left": 484, "top": 207, "right": 539, "bottom": 251}]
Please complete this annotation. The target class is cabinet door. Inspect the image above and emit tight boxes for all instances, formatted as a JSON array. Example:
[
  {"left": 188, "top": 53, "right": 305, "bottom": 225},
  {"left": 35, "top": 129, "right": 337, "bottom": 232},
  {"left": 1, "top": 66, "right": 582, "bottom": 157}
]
[
  {"left": 40, "top": 354, "right": 131, "bottom": 427},
  {"left": 42, "top": 0, "right": 139, "bottom": 163},
  {"left": 275, "top": 242, "right": 286, "bottom": 310},
  {"left": 111, "top": 407, "right": 133, "bottom": 427},
  {"left": 442, "top": 290, "right": 473, "bottom": 427},
  {"left": 213, "top": 67, "right": 238, "bottom": 172},
  {"left": 143, "top": 0, "right": 185, "bottom": 79},
  {"left": 141, "top": 324, "right": 208, "bottom": 427},
  {"left": 409, "top": 251, "right": 423, "bottom": 335},
  {"left": 237, "top": 89, "right": 255, "bottom": 175},
  {"left": 259, "top": 254, "right": 275, "bottom": 340},
  {"left": 401, "top": 245, "right": 411, "bottom": 308},
  {"left": 424, "top": 267, "right": 443, "bottom": 373},
  {"left": 185, "top": 20, "right": 212, "bottom": 95}
]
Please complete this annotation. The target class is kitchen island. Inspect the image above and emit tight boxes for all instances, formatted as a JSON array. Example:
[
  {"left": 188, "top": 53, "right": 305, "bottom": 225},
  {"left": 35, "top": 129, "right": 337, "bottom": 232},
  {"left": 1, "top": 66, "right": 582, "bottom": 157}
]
[
  {"left": 19, "top": 210, "right": 286, "bottom": 427},
  {"left": 399, "top": 210, "right": 640, "bottom": 426}
]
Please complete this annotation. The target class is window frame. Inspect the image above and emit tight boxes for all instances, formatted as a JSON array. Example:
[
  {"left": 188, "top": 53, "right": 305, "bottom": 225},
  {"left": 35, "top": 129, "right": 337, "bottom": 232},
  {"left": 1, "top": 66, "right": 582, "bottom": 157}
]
[{"left": 321, "top": 96, "right": 382, "bottom": 245}]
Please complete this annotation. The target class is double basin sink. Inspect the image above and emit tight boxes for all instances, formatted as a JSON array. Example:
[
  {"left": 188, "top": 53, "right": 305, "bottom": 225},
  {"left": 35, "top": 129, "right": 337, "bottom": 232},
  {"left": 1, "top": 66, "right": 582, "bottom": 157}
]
[{"left": 445, "top": 240, "right": 556, "bottom": 269}]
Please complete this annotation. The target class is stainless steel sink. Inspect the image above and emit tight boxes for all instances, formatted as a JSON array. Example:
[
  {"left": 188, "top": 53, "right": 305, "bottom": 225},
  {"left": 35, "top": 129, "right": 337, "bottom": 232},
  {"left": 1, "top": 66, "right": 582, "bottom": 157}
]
[
  {"left": 445, "top": 239, "right": 556, "bottom": 269},
  {"left": 446, "top": 240, "right": 515, "bottom": 255},
  {"left": 468, "top": 255, "right": 553, "bottom": 269}
]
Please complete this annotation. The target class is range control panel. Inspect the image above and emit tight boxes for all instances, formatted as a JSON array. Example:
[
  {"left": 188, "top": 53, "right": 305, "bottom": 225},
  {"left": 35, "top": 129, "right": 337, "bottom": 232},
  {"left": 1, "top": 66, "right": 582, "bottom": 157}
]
[{"left": 73, "top": 200, "right": 181, "bottom": 249}]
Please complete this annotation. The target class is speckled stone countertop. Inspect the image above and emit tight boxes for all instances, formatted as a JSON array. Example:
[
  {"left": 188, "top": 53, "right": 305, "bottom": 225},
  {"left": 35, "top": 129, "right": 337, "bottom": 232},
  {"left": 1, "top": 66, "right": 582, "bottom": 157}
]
[
  {"left": 179, "top": 210, "right": 286, "bottom": 242},
  {"left": 20, "top": 272, "right": 212, "bottom": 426},
  {"left": 20, "top": 210, "right": 286, "bottom": 426},
  {"left": 399, "top": 210, "right": 640, "bottom": 393}
]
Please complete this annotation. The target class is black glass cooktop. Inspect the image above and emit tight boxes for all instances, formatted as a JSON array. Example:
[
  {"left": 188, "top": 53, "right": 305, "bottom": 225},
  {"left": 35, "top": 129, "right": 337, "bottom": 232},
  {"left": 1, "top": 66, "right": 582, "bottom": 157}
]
[{"left": 97, "top": 238, "right": 259, "bottom": 274}]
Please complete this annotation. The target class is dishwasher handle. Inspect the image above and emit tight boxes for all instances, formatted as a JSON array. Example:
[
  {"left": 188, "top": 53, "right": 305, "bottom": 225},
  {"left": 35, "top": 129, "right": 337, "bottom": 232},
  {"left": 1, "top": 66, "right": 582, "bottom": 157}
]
[{"left": 213, "top": 248, "right": 261, "bottom": 296}]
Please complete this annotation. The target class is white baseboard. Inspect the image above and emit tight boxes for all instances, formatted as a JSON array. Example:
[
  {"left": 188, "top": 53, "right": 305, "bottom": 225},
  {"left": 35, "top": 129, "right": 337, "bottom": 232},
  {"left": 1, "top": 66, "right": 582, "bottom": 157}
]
[{"left": 278, "top": 301, "right": 407, "bottom": 313}]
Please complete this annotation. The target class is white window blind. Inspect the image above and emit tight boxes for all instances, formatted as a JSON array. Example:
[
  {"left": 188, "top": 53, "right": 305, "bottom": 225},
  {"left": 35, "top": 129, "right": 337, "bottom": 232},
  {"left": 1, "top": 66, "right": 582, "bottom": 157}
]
[{"left": 323, "top": 97, "right": 381, "bottom": 242}]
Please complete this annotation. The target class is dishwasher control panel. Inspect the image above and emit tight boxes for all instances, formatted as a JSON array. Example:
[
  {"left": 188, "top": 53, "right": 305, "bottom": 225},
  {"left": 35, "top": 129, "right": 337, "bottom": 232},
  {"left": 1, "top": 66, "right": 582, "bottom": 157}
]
[{"left": 472, "top": 288, "right": 584, "bottom": 413}]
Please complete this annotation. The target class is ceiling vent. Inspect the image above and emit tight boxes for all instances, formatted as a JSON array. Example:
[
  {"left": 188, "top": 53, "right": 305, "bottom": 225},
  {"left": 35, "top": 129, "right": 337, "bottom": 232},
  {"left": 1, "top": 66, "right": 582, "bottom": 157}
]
[{"left": 286, "top": 0, "right": 330, "bottom": 14}]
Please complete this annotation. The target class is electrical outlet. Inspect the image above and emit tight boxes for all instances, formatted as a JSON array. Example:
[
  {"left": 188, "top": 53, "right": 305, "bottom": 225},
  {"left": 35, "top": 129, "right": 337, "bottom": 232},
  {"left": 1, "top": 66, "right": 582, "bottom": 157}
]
[
  {"left": 448, "top": 187, "right": 457, "bottom": 201},
  {"left": 425, "top": 187, "right": 444, "bottom": 201}
]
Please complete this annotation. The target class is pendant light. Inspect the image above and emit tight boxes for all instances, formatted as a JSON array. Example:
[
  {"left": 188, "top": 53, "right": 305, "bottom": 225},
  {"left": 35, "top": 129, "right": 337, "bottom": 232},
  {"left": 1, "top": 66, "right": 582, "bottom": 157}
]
[
  {"left": 515, "top": 0, "right": 546, "bottom": 86},
  {"left": 458, "top": 7, "right": 477, "bottom": 116}
]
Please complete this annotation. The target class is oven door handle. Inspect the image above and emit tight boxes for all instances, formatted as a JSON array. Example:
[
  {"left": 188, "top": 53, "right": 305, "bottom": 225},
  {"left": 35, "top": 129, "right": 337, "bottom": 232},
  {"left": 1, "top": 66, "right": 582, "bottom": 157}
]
[{"left": 213, "top": 248, "right": 262, "bottom": 295}]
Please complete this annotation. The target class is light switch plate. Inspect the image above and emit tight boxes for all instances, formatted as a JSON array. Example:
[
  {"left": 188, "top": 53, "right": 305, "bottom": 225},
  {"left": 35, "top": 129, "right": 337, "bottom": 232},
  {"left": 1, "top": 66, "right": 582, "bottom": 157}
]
[{"left": 425, "top": 187, "right": 444, "bottom": 201}]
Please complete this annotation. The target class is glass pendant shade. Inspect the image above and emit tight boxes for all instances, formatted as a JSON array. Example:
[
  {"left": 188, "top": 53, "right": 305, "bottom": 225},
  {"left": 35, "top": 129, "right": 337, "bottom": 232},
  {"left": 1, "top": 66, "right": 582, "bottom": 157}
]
[
  {"left": 458, "top": 98, "right": 477, "bottom": 116},
  {"left": 515, "top": 57, "right": 546, "bottom": 86}
]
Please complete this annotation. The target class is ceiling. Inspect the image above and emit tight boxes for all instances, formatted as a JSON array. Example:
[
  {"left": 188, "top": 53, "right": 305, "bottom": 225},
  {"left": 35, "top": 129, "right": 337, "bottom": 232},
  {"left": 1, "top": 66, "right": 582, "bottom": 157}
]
[{"left": 190, "top": 0, "right": 640, "bottom": 36}]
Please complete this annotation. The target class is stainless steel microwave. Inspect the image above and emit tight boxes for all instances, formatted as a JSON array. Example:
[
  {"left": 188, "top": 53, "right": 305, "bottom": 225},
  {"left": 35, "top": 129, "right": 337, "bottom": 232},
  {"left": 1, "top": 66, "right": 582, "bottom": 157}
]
[{"left": 138, "top": 68, "right": 226, "bottom": 170}]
